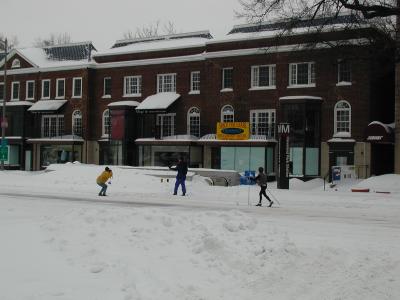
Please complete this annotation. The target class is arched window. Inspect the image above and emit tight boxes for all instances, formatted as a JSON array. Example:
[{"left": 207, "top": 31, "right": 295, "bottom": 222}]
[
  {"left": 334, "top": 100, "right": 351, "bottom": 135},
  {"left": 187, "top": 107, "right": 200, "bottom": 137},
  {"left": 11, "top": 59, "right": 21, "bottom": 69},
  {"left": 221, "top": 105, "right": 234, "bottom": 123},
  {"left": 102, "top": 109, "right": 110, "bottom": 136},
  {"left": 72, "top": 110, "right": 82, "bottom": 136}
]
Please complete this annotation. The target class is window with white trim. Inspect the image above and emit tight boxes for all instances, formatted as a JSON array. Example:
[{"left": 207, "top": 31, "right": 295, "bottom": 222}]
[
  {"left": 72, "top": 110, "right": 83, "bottom": 136},
  {"left": 338, "top": 60, "right": 351, "bottom": 84},
  {"left": 72, "top": 77, "right": 82, "bottom": 98},
  {"left": 157, "top": 73, "right": 176, "bottom": 93},
  {"left": 26, "top": 81, "right": 35, "bottom": 100},
  {"left": 334, "top": 100, "right": 351, "bottom": 135},
  {"left": 11, "top": 59, "right": 20, "bottom": 69},
  {"left": 187, "top": 107, "right": 200, "bottom": 137},
  {"left": 156, "top": 113, "right": 175, "bottom": 137},
  {"left": 124, "top": 76, "right": 142, "bottom": 96},
  {"left": 11, "top": 81, "right": 20, "bottom": 100},
  {"left": 221, "top": 105, "right": 234, "bottom": 123},
  {"left": 0, "top": 83, "right": 4, "bottom": 100},
  {"left": 56, "top": 78, "right": 65, "bottom": 99},
  {"left": 190, "top": 71, "right": 200, "bottom": 93},
  {"left": 102, "top": 109, "right": 110, "bottom": 136},
  {"left": 103, "top": 77, "right": 112, "bottom": 97},
  {"left": 251, "top": 65, "right": 276, "bottom": 89},
  {"left": 41, "top": 79, "right": 50, "bottom": 99},
  {"left": 222, "top": 68, "right": 233, "bottom": 90},
  {"left": 289, "top": 62, "right": 315, "bottom": 86},
  {"left": 250, "top": 109, "right": 276, "bottom": 138},
  {"left": 41, "top": 115, "right": 64, "bottom": 138}
]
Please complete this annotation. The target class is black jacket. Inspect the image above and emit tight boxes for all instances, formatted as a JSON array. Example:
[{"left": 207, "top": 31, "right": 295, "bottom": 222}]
[{"left": 170, "top": 161, "right": 188, "bottom": 179}]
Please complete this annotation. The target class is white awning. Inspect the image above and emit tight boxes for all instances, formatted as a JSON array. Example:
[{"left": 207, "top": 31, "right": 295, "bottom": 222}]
[
  {"left": 28, "top": 100, "right": 67, "bottom": 112},
  {"left": 0, "top": 101, "right": 33, "bottom": 107},
  {"left": 108, "top": 100, "right": 140, "bottom": 108},
  {"left": 279, "top": 96, "right": 323, "bottom": 101},
  {"left": 136, "top": 92, "right": 180, "bottom": 113}
]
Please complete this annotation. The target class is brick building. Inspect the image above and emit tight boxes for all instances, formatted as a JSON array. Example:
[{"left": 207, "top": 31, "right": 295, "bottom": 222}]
[{"left": 0, "top": 15, "right": 395, "bottom": 179}]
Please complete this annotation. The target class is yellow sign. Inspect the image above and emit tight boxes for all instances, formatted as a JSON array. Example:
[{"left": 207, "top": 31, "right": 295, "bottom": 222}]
[{"left": 216, "top": 122, "right": 250, "bottom": 140}]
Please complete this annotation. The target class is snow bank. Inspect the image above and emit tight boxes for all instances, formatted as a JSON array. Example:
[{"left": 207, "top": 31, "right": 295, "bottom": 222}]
[{"left": 353, "top": 174, "right": 400, "bottom": 193}]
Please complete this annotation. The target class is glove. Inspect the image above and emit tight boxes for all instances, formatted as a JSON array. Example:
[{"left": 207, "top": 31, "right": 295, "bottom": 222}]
[{"left": 108, "top": 181, "right": 112, "bottom": 185}]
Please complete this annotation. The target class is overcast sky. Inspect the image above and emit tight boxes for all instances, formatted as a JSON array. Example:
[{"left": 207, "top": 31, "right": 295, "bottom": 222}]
[{"left": 1, "top": 0, "right": 242, "bottom": 50}]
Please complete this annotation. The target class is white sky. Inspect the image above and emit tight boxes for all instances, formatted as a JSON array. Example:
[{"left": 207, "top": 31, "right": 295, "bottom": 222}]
[{"left": 0, "top": 0, "right": 242, "bottom": 50}]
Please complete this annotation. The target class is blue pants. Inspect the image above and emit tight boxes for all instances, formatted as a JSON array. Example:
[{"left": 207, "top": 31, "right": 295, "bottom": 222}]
[
  {"left": 97, "top": 182, "right": 107, "bottom": 195},
  {"left": 174, "top": 177, "right": 186, "bottom": 195}
]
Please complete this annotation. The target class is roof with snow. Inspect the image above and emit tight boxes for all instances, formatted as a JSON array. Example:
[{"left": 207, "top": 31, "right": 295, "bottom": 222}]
[
  {"left": 95, "top": 31, "right": 212, "bottom": 57},
  {"left": 0, "top": 41, "right": 97, "bottom": 69}
]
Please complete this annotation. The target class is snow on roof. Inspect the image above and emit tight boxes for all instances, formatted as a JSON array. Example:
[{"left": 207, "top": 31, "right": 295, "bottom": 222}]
[
  {"left": 28, "top": 100, "right": 67, "bottom": 112},
  {"left": 279, "top": 96, "right": 323, "bottom": 101},
  {"left": 199, "top": 134, "right": 277, "bottom": 142},
  {"left": 95, "top": 33, "right": 211, "bottom": 57},
  {"left": 108, "top": 101, "right": 140, "bottom": 107},
  {"left": 27, "top": 135, "right": 84, "bottom": 142},
  {"left": 1, "top": 101, "right": 33, "bottom": 106},
  {"left": 136, "top": 93, "right": 180, "bottom": 111},
  {"left": 368, "top": 121, "right": 394, "bottom": 133}
]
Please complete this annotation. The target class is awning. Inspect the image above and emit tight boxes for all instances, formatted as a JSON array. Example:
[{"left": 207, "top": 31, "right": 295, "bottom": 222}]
[
  {"left": 136, "top": 92, "right": 180, "bottom": 113},
  {"left": 279, "top": 95, "right": 323, "bottom": 102},
  {"left": 26, "top": 135, "right": 84, "bottom": 145},
  {"left": 0, "top": 101, "right": 33, "bottom": 107},
  {"left": 366, "top": 121, "right": 394, "bottom": 144},
  {"left": 108, "top": 100, "right": 140, "bottom": 108},
  {"left": 197, "top": 134, "right": 277, "bottom": 146},
  {"left": 28, "top": 100, "right": 67, "bottom": 113}
]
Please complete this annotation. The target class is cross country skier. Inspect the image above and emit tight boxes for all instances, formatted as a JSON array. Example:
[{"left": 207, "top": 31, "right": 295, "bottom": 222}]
[
  {"left": 96, "top": 167, "right": 113, "bottom": 196},
  {"left": 251, "top": 167, "right": 273, "bottom": 207},
  {"left": 169, "top": 157, "right": 188, "bottom": 196}
]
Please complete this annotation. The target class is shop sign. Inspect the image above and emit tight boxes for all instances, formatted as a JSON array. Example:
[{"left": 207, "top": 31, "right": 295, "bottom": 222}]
[{"left": 216, "top": 122, "right": 250, "bottom": 140}]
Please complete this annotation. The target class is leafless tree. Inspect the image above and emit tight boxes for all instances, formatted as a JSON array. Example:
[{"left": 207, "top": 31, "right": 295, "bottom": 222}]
[
  {"left": 123, "top": 20, "right": 178, "bottom": 39},
  {"left": 33, "top": 32, "right": 72, "bottom": 47},
  {"left": 0, "top": 34, "right": 19, "bottom": 51}
]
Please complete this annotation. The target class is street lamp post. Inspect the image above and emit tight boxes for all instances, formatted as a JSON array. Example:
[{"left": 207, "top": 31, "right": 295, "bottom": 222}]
[{"left": 1, "top": 38, "right": 7, "bottom": 171}]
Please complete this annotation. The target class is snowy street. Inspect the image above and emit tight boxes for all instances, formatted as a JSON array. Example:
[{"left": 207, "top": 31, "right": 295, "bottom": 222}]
[{"left": 0, "top": 164, "right": 400, "bottom": 300}]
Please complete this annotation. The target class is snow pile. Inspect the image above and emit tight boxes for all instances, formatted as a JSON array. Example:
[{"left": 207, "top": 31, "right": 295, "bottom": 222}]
[{"left": 353, "top": 174, "right": 400, "bottom": 194}]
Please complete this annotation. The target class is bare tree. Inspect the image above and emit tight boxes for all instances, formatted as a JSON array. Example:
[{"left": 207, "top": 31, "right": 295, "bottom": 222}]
[
  {"left": 237, "top": 0, "right": 400, "bottom": 174},
  {"left": 0, "top": 34, "right": 19, "bottom": 51},
  {"left": 33, "top": 32, "right": 72, "bottom": 47},
  {"left": 123, "top": 20, "right": 177, "bottom": 39}
]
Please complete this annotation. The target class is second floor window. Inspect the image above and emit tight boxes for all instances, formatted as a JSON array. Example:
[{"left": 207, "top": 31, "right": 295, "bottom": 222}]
[
  {"left": 187, "top": 107, "right": 200, "bottom": 137},
  {"left": 289, "top": 62, "right": 315, "bottom": 86},
  {"left": 0, "top": 83, "right": 4, "bottom": 100},
  {"left": 12, "top": 82, "right": 20, "bottom": 100},
  {"left": 42, "top": 80, "right": 50, "bottom": 99},
  {"left": 102, "top": 109, "right": 110, "bottom": 136},
  {"left": 334, "top": 100, "right": 351, "bottom": 135},
  {"left": 221, "top": 105, "right": 234, "bottom": 123},
  {"left": 157, "top": 73, "right": 176, "bottom": 93},
  {"left": 190, "top": 71, "right": 200, "bottom": 93},
  {"left": 72, "top": 110, "right": 83, "bottom": 136},
  {"left": 222, "top": 68, "right": 233, "bottom": 90},
  {"left": 42, "top": 115, "right": 64, "bottom": 138},
  {"left": 157, "top": 113, "right": 175, "bottom": 137},
  {"left": 103, "top": 77, "right": 112, "bottom": 97},
  {"left": 250, "top": 109, "right": 276, "bottom": 138},
  {"left": 124, "top": 76, "right": 142, "bottom": 96},
  {"left": 72, "top": 78, "right": 82, "bottom": 98},
  {"left": 26, "top": 81, "right": 35, "bottom": 100},
  {"left": 251, "top": 65, "right": 276, "bottom": 88},
  {"left": 338, "top": 60, "right": 351, "bottom": 84},
  {"left": 56, "top": 79, "right": 65, "bottom": 99}
]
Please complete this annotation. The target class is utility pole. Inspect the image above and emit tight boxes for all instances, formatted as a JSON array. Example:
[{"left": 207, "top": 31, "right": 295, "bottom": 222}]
[{"left": 1, "top": 38, "right": 7, "bottom": 171}]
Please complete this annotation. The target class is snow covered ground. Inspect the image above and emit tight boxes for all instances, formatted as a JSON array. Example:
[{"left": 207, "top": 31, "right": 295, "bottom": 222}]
[{"left": 0, "top": 163, "right": 399, "bottom": 300}]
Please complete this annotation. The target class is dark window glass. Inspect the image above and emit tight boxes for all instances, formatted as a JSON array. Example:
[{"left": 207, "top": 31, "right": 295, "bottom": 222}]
[
  {"left": 104, "top": 78, "right": 112, "bottom": 96},
  {"left": 222, "top": 68, "right": 233, "bottom": 89},
  {"left": 0, "top": 84, "right": 4, "bottom": 100}
]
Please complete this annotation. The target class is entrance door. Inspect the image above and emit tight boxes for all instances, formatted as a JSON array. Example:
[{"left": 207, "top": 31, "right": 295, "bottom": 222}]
[{"left": 25, "top": 150, "right": 32, "bottom": 171}]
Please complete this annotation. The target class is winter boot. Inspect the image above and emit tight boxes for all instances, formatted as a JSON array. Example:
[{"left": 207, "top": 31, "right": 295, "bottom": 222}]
[
  {"left": 268, "top": 201, "right": 273, "bottom": 207},
  {"left": 256, "top": 202, "right": 262, "bottom": 207}
]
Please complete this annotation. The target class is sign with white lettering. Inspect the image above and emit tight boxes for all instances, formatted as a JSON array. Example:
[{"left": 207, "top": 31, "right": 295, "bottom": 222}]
[{"left": 277, "top": 123, "right": 290, "bottom": 189}]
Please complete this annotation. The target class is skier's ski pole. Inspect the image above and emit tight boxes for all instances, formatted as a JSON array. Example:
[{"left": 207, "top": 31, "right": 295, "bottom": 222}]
[{"left": 266, "top": 188, "right": 281, "bottom": 206}]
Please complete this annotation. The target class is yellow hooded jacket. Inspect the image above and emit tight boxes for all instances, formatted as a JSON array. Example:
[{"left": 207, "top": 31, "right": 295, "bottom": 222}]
[{"left": 97, "top": 171, "right": 113, "bottom": 184}]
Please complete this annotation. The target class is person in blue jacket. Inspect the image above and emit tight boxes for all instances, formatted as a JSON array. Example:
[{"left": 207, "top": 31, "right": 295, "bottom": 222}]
[{"left": 169, "top": 156, "right": 188, "bottom": 196}]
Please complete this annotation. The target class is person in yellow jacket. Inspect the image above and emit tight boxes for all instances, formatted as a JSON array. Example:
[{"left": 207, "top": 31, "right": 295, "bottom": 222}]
[{"left": 96, "top": 167, "right": 113, "bottom": 196}]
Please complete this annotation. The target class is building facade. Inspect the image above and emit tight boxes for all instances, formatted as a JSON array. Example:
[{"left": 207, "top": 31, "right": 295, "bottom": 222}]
[{"left": 0, "top": 15, "right": 395, "bottom": 179}]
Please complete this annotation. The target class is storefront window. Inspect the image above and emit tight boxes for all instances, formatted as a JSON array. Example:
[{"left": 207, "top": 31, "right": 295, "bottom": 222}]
[
  {"left": 41, "top": 144, "right": 82, "bottom": 166},
  {"left": 221, "top": 146, "right": 273, "bottom": 174}
]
